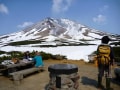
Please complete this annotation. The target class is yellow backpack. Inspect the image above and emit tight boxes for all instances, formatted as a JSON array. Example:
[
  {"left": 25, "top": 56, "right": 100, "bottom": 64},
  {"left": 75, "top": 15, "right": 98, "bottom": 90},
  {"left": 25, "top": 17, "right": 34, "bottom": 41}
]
[{"left": 97, "top": 45, "right": 110, "bottom": 65}]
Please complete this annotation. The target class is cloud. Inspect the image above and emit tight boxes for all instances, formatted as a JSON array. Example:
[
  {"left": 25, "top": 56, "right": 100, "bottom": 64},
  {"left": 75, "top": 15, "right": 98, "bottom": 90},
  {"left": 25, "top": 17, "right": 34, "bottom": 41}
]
[
  {"left": 52, "top": 0, "right": 73, "bottom": 14},
  {"left": 17, "top": 22, "right": 34, "bottom": 28},
  {"left": 93, "top": 14, "right": 106, "bottom": 24},
  {"left": 92, "top": 5, "right": 109, "bottom": 24},
  {"left": 0, "top": 3, "right": 9, "bottom": 14},
  {"left": 99, "top": 5, "right": 109, "bottom": 12}
]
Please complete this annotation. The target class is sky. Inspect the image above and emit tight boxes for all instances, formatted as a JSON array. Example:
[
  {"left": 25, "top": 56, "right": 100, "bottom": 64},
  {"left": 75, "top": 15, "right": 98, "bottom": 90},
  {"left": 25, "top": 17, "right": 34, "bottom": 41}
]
[{"left": 0, "top": 0, "right": 120, "bottom": 35}]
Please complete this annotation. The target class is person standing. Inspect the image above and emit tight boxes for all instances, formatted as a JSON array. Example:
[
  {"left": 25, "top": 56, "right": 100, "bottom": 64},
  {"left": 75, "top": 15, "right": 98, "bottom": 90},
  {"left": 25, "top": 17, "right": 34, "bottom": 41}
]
[
  {"left": 97, "top": 36, "right": 114, "bottom": 89},
  {"left": 33, "top": 51, "right": 44, "bottom": 67}
]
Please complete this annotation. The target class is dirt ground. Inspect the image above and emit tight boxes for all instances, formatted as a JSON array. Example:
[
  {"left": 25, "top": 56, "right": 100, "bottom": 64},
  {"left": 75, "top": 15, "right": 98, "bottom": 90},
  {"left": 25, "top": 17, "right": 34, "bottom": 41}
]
[{"left": 0, "top": 59, "right": 120, "bottom": 90}]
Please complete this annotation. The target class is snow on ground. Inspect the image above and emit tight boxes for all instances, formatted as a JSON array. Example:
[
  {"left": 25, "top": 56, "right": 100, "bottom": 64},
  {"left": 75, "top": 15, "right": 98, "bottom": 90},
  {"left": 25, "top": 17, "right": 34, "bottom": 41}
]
[{"left": 0, "top": 45, "right": 98, "bottom": 62}]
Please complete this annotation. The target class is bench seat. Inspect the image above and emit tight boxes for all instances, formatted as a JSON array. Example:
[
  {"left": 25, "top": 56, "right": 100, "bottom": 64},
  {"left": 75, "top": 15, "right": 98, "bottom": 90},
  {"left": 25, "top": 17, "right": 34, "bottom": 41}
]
[{"left": 9, "top": 67, "right": 44, "bottom": 85}]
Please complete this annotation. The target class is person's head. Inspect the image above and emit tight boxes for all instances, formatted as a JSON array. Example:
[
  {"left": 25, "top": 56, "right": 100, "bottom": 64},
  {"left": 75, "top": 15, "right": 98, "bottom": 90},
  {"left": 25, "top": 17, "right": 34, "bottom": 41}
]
[
  {"left": 25, "top": 51, "right": 29, "bottom": 55},
  {"left": 101, "top": 36, "right": 110, "bottom": 44},
  {"left": 36, "top": 51, "right": 40, "bottom": 56}
]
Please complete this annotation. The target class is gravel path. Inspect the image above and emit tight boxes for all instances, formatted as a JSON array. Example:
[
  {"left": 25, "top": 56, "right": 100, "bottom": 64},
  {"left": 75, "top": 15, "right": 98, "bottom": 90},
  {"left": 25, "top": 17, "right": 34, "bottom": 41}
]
[{"left": 0, "top": 60, "right": 120, "bottom": 90}]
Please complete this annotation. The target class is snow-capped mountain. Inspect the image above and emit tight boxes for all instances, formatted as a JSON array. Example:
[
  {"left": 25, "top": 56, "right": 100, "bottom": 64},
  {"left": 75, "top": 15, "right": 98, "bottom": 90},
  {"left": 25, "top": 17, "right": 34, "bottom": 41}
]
[
  {"left": 0, "top": 17, "right": 119, "bottom": 47},
  {"left": 0, "top": 17, "right": 119, "bottom": 61}
]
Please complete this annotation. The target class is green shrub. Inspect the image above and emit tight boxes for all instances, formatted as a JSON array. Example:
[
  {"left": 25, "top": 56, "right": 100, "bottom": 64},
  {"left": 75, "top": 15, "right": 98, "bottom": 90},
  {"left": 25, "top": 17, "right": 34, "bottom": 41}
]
[
  {"left": 0, "top": 51, "right": 6, "bottom": 54},
  {"left": 0, "top": 50, "right": 67, "bottom": 63},
  {"left": 110, "top": 41, "right": 120, "bottom": 46},
  {"left": 52, "top": 54, "right": 66, "bottom": 60},
  {"left": 112, "top": 47, "right": 120, "bottom": 62},
  {"left": 40, "top": 51, "right": 53, "bottom": 60},
  {"left": 8, "top": 40, "right": 42, "bottom": 46}
]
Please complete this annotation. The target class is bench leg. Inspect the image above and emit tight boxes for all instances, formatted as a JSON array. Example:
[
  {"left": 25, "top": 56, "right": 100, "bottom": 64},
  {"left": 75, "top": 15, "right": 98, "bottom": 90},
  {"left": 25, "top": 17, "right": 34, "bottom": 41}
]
[
  {"left": 13, "top": 80, "right": 20, "bottom": 85},
  {"left": 13, "top": 73, "right": 23, "bottom": 85}
]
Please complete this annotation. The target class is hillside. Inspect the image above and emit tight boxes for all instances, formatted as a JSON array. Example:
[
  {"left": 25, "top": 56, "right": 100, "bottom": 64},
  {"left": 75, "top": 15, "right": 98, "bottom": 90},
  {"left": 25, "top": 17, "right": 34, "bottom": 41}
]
[{"left": 0, "top": 17, "right": 119, "bottom": 47}]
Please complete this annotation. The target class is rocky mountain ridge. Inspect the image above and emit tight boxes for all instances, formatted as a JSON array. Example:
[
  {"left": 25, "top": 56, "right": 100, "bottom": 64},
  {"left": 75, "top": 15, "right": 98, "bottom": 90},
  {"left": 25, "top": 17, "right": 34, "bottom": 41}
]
[{"left": 0, "top": 17, "right": 119, "bottom": 47}]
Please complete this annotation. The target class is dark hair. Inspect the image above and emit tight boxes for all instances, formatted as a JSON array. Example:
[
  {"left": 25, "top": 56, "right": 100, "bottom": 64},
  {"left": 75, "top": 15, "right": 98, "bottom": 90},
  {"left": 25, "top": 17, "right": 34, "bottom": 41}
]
[{"left": 101, "top": 36, "right": 110, "bottom": 44}]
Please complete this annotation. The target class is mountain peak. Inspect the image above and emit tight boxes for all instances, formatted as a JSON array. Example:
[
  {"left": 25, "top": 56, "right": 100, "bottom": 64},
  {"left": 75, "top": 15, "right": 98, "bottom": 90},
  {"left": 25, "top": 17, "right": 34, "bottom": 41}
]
[{"left": 0, "top": 18, "right": 119, "bottom": 46}]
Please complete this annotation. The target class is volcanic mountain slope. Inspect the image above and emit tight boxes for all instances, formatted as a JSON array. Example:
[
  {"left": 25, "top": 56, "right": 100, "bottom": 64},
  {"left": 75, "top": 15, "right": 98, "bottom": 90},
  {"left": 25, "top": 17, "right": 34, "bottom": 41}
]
[{"left": 0, "top": 17, "right": 119, "bottom": 47}]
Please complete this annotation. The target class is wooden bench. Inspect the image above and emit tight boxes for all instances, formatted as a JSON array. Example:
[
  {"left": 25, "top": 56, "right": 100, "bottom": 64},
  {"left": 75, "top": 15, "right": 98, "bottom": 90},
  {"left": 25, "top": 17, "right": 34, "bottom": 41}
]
[{"left": 9, "top": 67, "right": 44, "bottom": 85}]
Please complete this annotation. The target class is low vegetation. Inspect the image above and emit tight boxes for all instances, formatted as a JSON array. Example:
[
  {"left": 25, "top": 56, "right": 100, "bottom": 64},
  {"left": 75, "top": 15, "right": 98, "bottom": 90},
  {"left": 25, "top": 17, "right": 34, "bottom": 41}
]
[
  {"left": 7, "top": 40, "right": 96, "bottom": 47},
  {"left": 112, "top": 47, "right": 120, "bottom": 62},
  {"left": 8, "top": 40, "right": 42, "bottom": 46},
  {"left": 0, "top": 50, "right": 66, "bottom": 63},
  {"left": 110, "top": 41, "right": 120, "bottom": 46}
]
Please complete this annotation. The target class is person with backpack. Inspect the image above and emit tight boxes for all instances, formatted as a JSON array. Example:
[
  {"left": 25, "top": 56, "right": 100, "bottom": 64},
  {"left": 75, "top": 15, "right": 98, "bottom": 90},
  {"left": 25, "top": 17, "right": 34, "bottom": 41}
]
[{"left": 97, "top": 36, "right": 114, "bottom": 90}]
